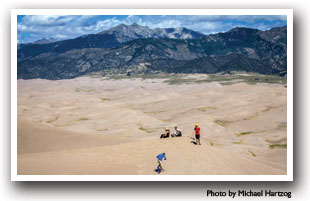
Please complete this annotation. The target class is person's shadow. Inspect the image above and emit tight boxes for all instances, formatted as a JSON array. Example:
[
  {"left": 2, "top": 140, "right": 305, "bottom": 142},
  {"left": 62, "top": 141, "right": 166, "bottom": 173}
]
[
  {"left": 154, "top": 167, "right": 163, "bottom": 174},
  {"left": 191, "top": 141, "right": 197, "bottom": 145}
]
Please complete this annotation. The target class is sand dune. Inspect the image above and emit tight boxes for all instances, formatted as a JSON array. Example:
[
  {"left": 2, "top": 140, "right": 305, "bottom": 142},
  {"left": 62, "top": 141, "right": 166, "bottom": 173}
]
[
  {"left": 18, "top": 118, "right": 285, "bottom": 175},
  {"left": 18, "top": 118, "right": 133, "bottom": 155},
  {"left": 17, "top": 75, "right": 287, "bottom": 175}
]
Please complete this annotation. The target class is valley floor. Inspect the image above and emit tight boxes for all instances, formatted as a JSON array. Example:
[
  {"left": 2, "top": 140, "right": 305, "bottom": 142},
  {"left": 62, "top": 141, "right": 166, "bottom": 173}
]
[{"left": 17, "top": 74, "right": 287, "bottom": 175}]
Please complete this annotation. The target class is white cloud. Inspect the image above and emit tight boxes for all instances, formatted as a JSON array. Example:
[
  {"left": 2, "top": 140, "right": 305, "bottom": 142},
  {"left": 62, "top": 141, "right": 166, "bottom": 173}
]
[
  {"left": 22, "top": 15, "right": 75, "bottom": 26},
  {"left": 146, "top": 20, "right": 182, "bottom": 29},
  {"left": 94, "top": 18, "right": 122, "bottom": 32},
  {"left": 18, "top": 15, "right": 106, "bottom": 43},
  {"left": 226, "top": 15, "right": 287, "bottom": 22}
]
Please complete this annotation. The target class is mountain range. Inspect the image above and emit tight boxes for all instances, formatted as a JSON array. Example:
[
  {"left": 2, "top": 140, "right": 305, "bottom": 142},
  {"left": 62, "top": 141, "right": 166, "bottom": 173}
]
[
  {"left": 33, "top": 37, "right": 59, "bottom": 44},
  {"left": 17, "top": 23, "right": 287, "bottom": 80}
]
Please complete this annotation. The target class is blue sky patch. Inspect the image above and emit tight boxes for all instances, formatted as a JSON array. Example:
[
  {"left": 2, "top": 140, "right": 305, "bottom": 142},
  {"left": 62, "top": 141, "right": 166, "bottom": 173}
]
[{"left": 17, "top": 15, "right": 287, "bottom": 43}]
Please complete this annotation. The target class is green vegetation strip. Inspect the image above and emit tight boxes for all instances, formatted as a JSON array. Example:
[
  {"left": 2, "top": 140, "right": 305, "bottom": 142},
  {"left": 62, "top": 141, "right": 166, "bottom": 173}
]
[
  {"left": 198, "top": 107, "right": 217, "bottom": 112},
  {"left": 98, "top": 72, "right": 287, "bottom": 86},
  {"left": 106, "top": 73, "right": 172, "bottom": 80},
  {"left": 46, "top": 116, "right": 59, "bottom": 123},
  {"left": 75, "top": 88, "right": 93, "bottom": 92},
  {"left": 145, "top": 110, "right": 167, "bottom": 114},
  {"left": 139, "top": 126, "right": 154, "bottom": 133},
  {"left": 164, "top": 78, "right": 197, "bottom": 85},
  {"left": 100, "top": 98, "right": 111, "bottom": 102},
  {"left": 269, "top": 144, "right": 287, "bottom": 149},
  {"left": 248, "top": 150, "right": 257, "bottom": 157},
  {"left": 235, "top": 131, "right": 255, "bottom": 137},
  {"left": 243, "top": 114, "right": 259, "bottom": 120},
  {"left": 96, "top": 128, "right": 108, "bottom": 131},
  {"left": 76, "top": 117, "right": 90, "bottom": 121},
  {"left": 232, "top": 141, "right": 242, "bottom": 144},
  {"left": 163, "top": 72, "right": 286, "bottom": 85},
  {"left": 214, "top": 119, "right": 231, "bottom": 127}
]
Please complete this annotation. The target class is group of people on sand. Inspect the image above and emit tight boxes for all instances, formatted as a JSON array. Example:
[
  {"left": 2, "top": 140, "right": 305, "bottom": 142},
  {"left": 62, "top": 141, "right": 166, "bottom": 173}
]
[
  {"left": 160, "top": 126, "right": 182, "bottom": 138},
  {"left": 156, "top": 124, "right": 202, "bottom": 173},
  {"left": 159, "top": 124, "right": 201, "bottom": 145}
]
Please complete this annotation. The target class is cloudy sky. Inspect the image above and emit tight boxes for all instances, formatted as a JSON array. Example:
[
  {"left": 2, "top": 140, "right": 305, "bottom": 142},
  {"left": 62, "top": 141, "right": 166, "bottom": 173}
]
[{"left": 17, "top": 15, "right": 287, "bottom": 43}]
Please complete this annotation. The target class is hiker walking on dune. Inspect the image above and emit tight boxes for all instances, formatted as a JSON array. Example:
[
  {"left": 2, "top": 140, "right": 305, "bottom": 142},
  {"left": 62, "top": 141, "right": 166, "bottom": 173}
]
[
  {"left": 171, "top": 126, "right": 182, "bottom": 137},
  {"left": 192, "top": 124, "right": 201, "bottom": 145},
  {"left": 156, "top": 153, "right": 167, "bottom": 172}
]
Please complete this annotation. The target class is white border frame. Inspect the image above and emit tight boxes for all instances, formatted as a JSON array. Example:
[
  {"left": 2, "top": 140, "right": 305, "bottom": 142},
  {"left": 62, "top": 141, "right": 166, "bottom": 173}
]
[{"left": 11, "top": 9, "right": 293, "bottom": 181}]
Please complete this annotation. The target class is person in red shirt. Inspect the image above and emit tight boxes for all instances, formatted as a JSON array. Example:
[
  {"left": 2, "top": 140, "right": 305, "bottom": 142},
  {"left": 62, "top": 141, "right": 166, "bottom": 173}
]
[{"left": 193, "top": 123, "right": 201, "bottom": 145}]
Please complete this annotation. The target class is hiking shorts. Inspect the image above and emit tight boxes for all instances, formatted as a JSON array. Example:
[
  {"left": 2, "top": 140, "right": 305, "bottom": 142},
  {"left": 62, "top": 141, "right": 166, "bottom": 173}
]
[{"left": 195, "top": 134, "right": 200, "bottom": 140}]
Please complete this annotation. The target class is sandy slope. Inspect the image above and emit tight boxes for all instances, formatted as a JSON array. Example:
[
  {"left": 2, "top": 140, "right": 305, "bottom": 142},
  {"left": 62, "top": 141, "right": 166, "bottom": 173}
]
[
  {"left": 18, "top": 118, "right": 285, "bottom": 175},
  {"left": 17, "top": 76, "right": 287, "bottom": 175},
  {"left": 18, "top": 118, "right": 133, "bottom": 155}
]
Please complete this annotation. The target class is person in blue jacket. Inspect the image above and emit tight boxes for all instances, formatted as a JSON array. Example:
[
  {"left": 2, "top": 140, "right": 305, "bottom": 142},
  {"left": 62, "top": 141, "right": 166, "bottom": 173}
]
[{"left": 156, "top": 153, "right": 167, "bottom": 173}]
